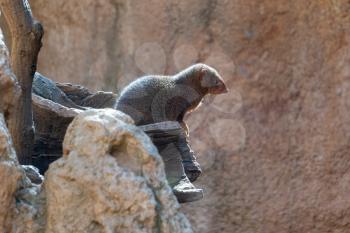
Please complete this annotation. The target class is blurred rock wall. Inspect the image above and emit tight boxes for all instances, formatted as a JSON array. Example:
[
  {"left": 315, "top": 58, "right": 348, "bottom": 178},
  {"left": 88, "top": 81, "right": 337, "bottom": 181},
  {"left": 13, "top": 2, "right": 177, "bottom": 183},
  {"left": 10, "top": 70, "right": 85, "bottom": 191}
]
[{"left": 31, "top": 0, "right": 350, "bottom": 232}]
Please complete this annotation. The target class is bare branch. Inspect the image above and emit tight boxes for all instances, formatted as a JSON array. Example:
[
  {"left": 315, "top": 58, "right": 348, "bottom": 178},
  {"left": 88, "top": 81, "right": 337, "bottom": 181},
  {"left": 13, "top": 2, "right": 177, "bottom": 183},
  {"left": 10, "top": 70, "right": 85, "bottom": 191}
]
[{"left": 0, "top": 0, "right": 43, "bottom": 164}]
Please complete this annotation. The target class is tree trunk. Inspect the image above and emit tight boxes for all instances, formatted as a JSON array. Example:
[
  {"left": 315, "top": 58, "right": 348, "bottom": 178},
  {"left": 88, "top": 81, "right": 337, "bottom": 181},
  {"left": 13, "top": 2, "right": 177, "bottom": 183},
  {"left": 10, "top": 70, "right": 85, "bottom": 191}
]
[{"left": 0, "top": 0, "right": 43, "bottom": 164}]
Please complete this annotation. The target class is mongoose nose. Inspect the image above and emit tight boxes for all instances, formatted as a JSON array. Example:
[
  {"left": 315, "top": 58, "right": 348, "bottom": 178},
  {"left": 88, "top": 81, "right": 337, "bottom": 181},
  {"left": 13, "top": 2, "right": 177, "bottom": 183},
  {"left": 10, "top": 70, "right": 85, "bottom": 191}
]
[
  {"left": 219, "top": 84, "right": 229, "bottom": 94},
  {"left": 210, "top": 84, "right": 228, "bottom": 94}
]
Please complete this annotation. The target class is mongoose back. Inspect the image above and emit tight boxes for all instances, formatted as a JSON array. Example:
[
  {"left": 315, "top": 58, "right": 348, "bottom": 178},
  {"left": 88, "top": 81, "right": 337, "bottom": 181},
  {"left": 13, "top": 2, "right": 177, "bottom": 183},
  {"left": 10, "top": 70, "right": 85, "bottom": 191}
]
[{"left": 115, "top": 63, "right": 228, "bottom": 129}]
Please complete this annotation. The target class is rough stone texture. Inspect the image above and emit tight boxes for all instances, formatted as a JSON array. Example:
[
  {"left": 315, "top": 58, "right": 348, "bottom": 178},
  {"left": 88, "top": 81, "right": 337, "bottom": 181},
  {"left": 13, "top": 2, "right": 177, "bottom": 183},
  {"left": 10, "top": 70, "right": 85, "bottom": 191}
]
[
  {"left": 0, "top": 31, "right": 20, "bottom": 120},
  {"left": 0, "top": 113, "right": 22, "bottom": 232},
  {"left": 56, "top": 82, "right": 118, "bottom": 108},
  {"left": 45, "top": 109, "right": 192, "bottom": 233},
  {"left": 0, "top": 34, "right": 44, "bottom": 233},
  {"left": 32, "top": 94, "right": 81, "bottom": 173},
  {"left": 22, "top": 165, "right": 44, "bottom": 184},
  {"left": 0, "top": 113, "right": 45, "bottom": 233},
  {"left": 32, "top": 79, "right": 117, "bottom": 174},
  {"left": 0, "top": 107, "right": 193, "bottom": 233},
  {"left": 30, "top": 0, "right": 350, "bottom": 232}
]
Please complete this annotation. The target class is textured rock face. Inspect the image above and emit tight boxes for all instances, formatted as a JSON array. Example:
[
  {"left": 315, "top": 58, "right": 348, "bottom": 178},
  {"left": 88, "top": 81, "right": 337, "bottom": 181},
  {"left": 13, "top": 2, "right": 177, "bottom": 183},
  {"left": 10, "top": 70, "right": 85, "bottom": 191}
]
[
  {"left": 32, "top": 78, "right": 118, "bottom": 173},
  {"left": 0, "top": 35, "right": 44, "bottom": 233},
  {"left": 0, "top": 113, "right": 21, "bottom": 232},
  {"left": 32, "top": 94, "right": 81, "bottom": 172},
  {"left": 0, "top": 113, "right": 45, "bottom": 233},
  {"left": 31, "top": 0, "right": 350, "bottom": 232},
  {"left": 0, "top": 107, "right": 192, "bottom": 233},
  {"left": 45, "top": 109, "right": 192, "bottom": 233}
]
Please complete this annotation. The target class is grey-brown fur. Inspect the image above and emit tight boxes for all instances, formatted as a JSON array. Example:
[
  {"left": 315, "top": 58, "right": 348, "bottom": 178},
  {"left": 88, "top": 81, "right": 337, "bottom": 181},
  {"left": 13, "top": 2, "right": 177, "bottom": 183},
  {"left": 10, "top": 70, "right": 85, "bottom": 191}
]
[{"left": 115, "top": 63, "right": 227, "bottom": 127}]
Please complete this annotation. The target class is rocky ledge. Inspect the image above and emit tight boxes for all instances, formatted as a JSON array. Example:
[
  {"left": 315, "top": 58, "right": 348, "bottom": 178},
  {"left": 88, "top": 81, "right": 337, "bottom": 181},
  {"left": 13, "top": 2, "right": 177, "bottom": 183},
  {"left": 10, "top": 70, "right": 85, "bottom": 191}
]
[{"left": 0, "top": 109, "right": 192, "bottom": 233}]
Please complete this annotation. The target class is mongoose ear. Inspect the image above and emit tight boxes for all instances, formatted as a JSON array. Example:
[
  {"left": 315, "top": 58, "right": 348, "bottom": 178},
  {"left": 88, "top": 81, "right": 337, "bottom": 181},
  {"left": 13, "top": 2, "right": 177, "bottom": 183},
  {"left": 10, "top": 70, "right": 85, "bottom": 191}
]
[
  {"left": 199, "top": 67, "right": 212, "bottom": 88},
  {"left": 197, "top": 67, "right": 208, "bottom": 84},
  {"left": 198, "top": 66, "right": 207, "bottom": 79}
]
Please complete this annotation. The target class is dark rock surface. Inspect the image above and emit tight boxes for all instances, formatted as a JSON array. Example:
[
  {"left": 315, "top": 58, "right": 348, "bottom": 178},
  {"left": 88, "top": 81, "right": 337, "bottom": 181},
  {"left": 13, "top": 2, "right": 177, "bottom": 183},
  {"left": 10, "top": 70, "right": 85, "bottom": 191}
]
[
  {"left": 32, "top": 94, "right": 80, "bottom": 173},
  {"left": 32, "top": 78, "right": 117, "bottom": 173}
]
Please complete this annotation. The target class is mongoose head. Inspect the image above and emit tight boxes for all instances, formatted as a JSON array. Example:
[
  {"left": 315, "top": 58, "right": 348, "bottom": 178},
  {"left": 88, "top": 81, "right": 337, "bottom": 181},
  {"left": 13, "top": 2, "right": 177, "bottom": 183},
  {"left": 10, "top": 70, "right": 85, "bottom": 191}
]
[{"left": 197, "top": 64, "right": 228, "bottom": 95}]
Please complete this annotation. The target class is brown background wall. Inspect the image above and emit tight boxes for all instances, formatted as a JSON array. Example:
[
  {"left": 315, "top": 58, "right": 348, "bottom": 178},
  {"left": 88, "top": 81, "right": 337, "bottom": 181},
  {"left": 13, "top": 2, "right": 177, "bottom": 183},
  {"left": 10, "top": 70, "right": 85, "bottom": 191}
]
[{"left": 31, "top": 0, "right": 350, "bottom": 232}]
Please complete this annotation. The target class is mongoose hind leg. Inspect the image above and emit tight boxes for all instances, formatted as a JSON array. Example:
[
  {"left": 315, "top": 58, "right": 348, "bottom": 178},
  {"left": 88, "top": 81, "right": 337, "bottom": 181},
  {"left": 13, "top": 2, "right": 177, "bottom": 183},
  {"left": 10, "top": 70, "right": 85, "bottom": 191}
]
[{"left": 178, "top": 121, "right": 202, "bottom": 182}]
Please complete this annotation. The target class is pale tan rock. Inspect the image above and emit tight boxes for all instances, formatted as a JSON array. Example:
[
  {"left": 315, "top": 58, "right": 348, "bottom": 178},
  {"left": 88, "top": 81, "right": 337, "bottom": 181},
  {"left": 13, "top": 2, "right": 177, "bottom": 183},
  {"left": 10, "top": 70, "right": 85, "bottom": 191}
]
[
  {"left": 0, "top": 113, "right": 21, "bottom": 233},
  {"left": 0, "top": 32, "right": 20, "bottom": 113},
  {"left": 0, "top": 31, "right": 45, "bottom": 233},
  {"left": 0, "top": 107, "right": 192, "bottom": 233},
  {"left": 45, "top": 109, "right": 192, "bottom": 233},
  {"left": 0, "top": 113, "right": 45, "bottom": 233}
]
